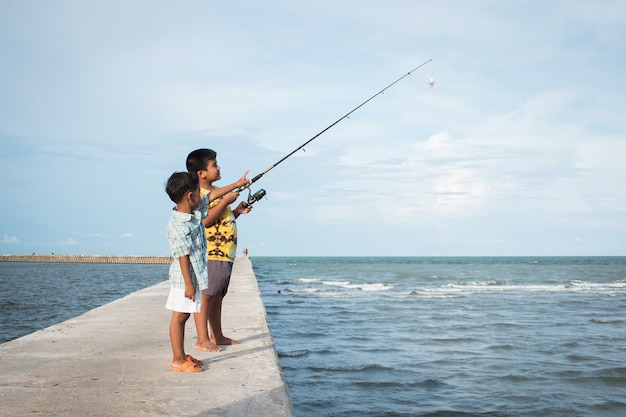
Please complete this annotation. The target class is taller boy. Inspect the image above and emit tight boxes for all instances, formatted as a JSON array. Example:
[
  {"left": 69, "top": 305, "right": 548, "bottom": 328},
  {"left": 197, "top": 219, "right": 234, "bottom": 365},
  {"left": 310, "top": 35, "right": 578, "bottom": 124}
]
[{"left": 187, "top": 148, "right": 252, "bottom": 352}]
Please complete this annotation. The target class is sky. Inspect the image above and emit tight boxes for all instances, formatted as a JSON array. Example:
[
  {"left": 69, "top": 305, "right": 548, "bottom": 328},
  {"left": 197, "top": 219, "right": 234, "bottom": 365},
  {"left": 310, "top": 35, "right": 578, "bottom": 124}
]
[{"left": 1, "top": 0, "right": 625, "bottom": 257}]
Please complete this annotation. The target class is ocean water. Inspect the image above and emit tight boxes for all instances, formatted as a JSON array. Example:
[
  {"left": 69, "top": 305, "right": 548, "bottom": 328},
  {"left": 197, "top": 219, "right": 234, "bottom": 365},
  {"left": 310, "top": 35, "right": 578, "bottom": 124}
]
[
  {"left": 0, "top": 262, "right": 168, "bottom": 344},
  {"left": 253, "top": 257, "right": 626, "bottom": 417},
  {"left": 2, "top": 258, "right": 625, "bottom": 417}
]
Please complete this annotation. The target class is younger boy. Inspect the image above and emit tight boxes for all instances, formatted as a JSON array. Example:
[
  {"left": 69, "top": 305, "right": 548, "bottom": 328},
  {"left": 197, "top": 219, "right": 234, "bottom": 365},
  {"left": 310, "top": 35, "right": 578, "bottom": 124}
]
[
  {"left": 164, "top": 170, "right": 249, "bottom": 372},
  {"left": 186, "top": 148, "right": 252, "bottom": 352}
]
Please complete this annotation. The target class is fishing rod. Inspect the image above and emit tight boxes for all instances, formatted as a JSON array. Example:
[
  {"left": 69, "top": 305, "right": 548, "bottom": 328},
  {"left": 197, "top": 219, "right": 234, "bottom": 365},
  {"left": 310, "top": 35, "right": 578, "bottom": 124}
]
[{"left": 238, "top": 59, "right": 433, "bottom": 202}]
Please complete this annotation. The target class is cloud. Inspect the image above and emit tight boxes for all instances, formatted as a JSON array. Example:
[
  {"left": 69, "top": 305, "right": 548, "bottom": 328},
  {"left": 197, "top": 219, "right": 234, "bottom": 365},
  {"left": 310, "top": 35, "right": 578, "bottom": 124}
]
[
  {"left": 40, "top": 238, "right": 78, "bottom": 247},
  {"left": 2, "top": 234, "right": 19, "bottom": 244},
  {"left": 120, "top": 233, "right": 135, "bottom": 239}
]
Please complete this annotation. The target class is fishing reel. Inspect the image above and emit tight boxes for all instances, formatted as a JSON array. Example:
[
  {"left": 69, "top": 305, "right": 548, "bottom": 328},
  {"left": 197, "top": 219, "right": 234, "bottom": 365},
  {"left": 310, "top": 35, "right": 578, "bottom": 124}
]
[{"left": 242, "top": 188, "right": 267, "bottom": 207}]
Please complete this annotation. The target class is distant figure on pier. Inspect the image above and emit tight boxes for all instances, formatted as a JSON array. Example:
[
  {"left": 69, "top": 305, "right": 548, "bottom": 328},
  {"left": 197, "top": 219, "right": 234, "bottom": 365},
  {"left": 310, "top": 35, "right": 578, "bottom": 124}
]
[
  {"left": 243, "top": 248, "right": 248, "bottom": 256},
  {"left": 186, "top": 148, "right": 252, "bottom": 352},
  {"left": 164, "top": 171, "right": 250, "bottom": 372}
]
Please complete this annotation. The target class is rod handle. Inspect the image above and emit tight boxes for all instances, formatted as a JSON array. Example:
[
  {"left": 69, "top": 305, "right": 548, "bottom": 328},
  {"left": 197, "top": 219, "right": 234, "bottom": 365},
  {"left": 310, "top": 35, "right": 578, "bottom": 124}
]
[{"left": 250, "top": 173, "right": 264, "bottom": 184}]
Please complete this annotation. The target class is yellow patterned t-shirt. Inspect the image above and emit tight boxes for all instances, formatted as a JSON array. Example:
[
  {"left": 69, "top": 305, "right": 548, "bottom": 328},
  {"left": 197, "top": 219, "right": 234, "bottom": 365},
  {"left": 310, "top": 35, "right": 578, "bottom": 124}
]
[{"left": 201, "top": 188, "right": 237, "bottom": 263}]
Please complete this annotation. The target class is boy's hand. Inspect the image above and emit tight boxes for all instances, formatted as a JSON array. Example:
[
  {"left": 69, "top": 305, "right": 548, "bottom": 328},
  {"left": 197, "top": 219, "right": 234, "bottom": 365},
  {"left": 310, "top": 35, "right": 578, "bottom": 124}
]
[
  {"left": 235, "top": 201, "right": 252, "bottom": 215},
  {"left": 236, "top": 171, "right": 251, "bottom": 189},
  {"left": 184, "top": 285, "right": 196, "bottom": 301}
]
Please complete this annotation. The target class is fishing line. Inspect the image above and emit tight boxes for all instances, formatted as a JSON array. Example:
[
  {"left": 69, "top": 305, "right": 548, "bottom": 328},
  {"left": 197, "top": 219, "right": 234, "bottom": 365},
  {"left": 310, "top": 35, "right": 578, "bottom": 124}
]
[{"left": 238, "top": 59, "right": 433, "bottom": 203}]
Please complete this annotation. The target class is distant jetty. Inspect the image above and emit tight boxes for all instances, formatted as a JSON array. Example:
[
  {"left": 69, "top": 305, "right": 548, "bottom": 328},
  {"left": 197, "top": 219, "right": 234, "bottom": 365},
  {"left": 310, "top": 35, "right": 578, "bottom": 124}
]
[{"left": 0, "top": 254, "right": 172, "bottom": 264}]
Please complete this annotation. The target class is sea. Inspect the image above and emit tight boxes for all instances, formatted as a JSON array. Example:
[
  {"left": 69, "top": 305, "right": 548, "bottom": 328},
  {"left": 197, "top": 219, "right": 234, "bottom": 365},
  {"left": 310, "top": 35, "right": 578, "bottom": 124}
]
[
  {"left": 253, "top": 257, "right": 626, "bottom": 417},
  {"left": 1, "top": 257, "right": 625, "bottom": 417},
  {"left": 0, "top": 262, "right": 168, "bottom": 345}
]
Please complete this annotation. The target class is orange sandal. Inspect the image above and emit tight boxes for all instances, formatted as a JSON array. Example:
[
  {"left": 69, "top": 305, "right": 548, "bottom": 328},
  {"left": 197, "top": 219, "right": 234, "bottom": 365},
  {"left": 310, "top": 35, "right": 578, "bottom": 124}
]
[
  {"left": 187, "top": 355, "right": 203, "bottom": 366},
  {"left": 171, "top": 358, "right": 203, "bottom": 373}
]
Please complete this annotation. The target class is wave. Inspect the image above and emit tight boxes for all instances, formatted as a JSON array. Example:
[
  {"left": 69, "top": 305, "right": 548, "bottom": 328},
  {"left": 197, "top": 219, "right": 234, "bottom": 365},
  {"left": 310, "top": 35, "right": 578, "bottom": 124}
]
[
  {"left": 278, "top": 349, "right": 310, "bottom": 358},
  {"left": 352, "top": 378, "right": 446, "bottom": 389},
  {"left": 307, "top": 363, "right": 394, "bottom": 373},
  {"left": 444, "top": 281, "right": 626, "bottom": 292},
  {"left": 385, "top": 281, "right": 626, "bottom": 299},
  {"left": 291, "top": 277, "right": 626, "bottom": 299},
  {"left": 590, "top": 318, "right": 624, "bottom": 324},
  {"left": 321, "top": 280, "right": 395, "bottom": 291},
  {"left": 561, "top": 366, "right": 626, "bottom": 386},
  {"left": 295, "top": 277, "right": 396, "bottom": 292}
]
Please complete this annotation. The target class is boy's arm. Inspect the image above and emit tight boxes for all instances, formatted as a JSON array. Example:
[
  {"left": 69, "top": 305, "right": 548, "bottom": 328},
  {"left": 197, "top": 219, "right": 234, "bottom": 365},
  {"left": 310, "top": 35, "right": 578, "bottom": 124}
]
[
  {"left": 208, "top": 171, "right": 250, "bottom": 201},
  {"left": 203, "top": 195, "right": 251, "bottom": 226},
  {"left": 203, "top": 197, "right": 233, "bottom": 227},
  {"left": 178, "top": 255, "right": 196, "bottom": 301}
]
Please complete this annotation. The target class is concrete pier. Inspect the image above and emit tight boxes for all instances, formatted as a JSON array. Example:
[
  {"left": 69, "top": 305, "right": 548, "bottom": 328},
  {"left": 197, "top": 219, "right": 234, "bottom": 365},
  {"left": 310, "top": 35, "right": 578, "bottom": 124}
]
[{"left": 0, "top": 256, "right": 295, "bottom": 417}]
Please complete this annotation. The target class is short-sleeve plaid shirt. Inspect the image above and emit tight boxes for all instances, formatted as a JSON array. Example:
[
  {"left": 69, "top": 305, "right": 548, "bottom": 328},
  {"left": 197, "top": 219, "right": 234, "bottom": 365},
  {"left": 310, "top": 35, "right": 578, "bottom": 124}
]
[{"left": 165, "top": 194, "right": 210, "bottom": 290}]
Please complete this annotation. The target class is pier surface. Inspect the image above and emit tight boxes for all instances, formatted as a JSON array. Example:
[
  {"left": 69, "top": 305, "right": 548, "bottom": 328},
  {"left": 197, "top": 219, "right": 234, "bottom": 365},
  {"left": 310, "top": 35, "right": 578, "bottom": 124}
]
[{"left": 0, "top": 256, "right": 294, "bottom": 417}]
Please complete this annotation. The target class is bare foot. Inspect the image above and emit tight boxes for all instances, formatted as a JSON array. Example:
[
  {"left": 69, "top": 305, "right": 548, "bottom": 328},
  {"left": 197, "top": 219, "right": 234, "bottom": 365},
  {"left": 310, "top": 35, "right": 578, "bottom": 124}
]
[
  {"left": 211, "top": 336, "right": 240, "bottom": 346},
  {"left": 194, "top": 341, "right": 222, "bottom": 352}
]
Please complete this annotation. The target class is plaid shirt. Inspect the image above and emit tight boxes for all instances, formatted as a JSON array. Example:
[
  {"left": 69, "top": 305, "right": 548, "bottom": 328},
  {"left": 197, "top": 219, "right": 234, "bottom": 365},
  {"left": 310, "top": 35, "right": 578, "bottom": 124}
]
[{"left": 165, "top": 194, "right": 210, "bottom": 290}]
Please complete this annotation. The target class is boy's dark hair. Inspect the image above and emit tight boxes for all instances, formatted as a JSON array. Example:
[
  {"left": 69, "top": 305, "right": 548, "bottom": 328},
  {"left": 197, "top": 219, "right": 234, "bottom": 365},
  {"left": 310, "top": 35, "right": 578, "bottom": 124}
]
[
  {"left": 165, "top": 172, "right": 199, "bottom": 203},
  {"left": 186, "top": 148, "right": 217, "bottom": 175}
]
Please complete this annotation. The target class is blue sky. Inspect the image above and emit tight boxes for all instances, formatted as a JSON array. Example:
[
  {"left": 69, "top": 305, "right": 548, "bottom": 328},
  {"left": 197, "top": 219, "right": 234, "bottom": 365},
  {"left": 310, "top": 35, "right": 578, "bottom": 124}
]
[{"left": 1, "top": 1, "right": 625, "bottom": 256}]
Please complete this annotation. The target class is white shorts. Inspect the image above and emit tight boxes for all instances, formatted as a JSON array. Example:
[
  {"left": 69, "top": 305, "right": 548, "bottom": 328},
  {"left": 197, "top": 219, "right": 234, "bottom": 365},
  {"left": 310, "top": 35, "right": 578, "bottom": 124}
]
[{"left": 165, "top": 286, "right": 202, "bottom": 313}]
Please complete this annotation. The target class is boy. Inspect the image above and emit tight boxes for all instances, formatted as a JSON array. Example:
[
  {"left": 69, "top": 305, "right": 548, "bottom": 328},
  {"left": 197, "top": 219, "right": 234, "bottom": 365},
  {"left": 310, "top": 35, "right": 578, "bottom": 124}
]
[
  {"left": 186, "top": 148, "right": 252, "bottom": 352},
  {"left": 164, "top": 170, "right": 249, "bottom": 372}
]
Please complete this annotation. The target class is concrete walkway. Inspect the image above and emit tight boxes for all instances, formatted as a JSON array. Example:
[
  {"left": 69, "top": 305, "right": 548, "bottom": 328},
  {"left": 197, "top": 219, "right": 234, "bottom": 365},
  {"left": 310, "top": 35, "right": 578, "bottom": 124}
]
[{"left": 0, "top": 256, "right": 295, "bottom": 417}]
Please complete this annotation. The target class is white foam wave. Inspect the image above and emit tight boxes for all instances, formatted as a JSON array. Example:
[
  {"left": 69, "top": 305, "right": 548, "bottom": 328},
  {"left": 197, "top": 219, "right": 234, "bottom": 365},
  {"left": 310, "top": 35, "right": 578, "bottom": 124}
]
[
  {"left": 291, "top": 287, "right": 356, "bottom": 299},
  {"left": 397, "top": 281, "right": 626, "bottom": 298},
  {"left": 294, "top": 278, "right": 626, "bottom": 297},
  {"left": 295, "top": 278, "right": 395, "bottom": 292},
  {"left": 321, "top": 280, "right": 395, "bottom": 291}
]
